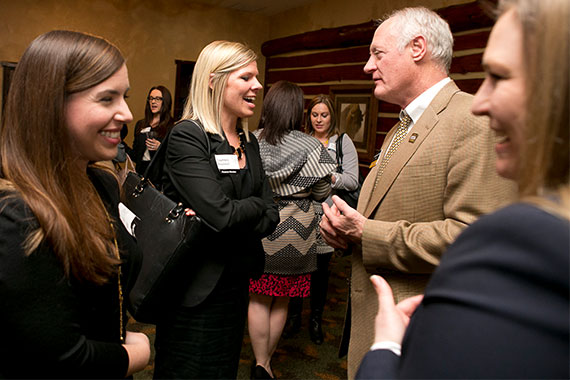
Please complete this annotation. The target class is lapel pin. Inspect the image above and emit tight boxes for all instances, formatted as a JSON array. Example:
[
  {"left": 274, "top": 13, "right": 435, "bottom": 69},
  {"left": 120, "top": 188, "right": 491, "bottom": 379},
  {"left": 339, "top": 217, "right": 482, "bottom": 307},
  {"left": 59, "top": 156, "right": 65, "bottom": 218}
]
[{"left": 409, "top": 133, "right": 418, "bottom": 143}]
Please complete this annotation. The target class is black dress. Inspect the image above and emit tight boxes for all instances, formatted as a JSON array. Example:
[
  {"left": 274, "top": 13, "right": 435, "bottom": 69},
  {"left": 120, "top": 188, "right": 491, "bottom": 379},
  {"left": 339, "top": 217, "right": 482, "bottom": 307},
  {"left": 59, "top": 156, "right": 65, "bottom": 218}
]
[
  {"left": 131, "top": 120, "right": 173, "bottom": 175},
  {"left": 153, "top": 120, "right": 279, "bottom": 379},
  {"left": 0, "top": 168, "right": 141, "bottom": 379}
]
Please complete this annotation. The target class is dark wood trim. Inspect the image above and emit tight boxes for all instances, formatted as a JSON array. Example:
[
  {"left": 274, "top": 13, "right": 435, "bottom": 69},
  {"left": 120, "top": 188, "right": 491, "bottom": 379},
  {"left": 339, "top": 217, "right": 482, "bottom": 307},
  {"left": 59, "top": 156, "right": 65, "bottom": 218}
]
[
  {"left": 267, "top": 46, "right": 369, "bottom": 70},
  {"left": 262, "top": 21, "right": 376, "bottom": 57},
  {"left": 261, "top": 2, "right": 493, "bottom": 57},
  {"left": 455, "top": 78, "right": 484, "bottom": 94},
  {"left": 266, "top": 64, "right": 369, "bottom": 85},
  {"left": 454, "top": 30, "right": 490, "bottom": 50},
  {"left": 438, "top": 1, "right": 494, "bottom": 33},
  {"left": 450, "top": 52, "right": 483, "bottom": 74}
]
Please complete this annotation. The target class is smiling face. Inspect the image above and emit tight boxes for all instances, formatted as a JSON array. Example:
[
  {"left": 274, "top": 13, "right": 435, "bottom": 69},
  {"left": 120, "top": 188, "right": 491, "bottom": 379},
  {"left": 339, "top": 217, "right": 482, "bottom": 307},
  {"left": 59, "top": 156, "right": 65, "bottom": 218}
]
[
  {"left": 148, "top": 89, "right": 163, "bottom": 114},
  {"left": 65, "top": 64, "right": 132, "bottom": 166},
  {"left": 364, "top": 19, "right": 415, "bottom": 107},
  {"left": 310, "top": 102, "right": 332, "bottom": 138},
  {"left": 221, "top": 61, "right": 262, "bottom": 122},
  {"left": 472, "top": 9, "right": 526, "bottom": 180}
]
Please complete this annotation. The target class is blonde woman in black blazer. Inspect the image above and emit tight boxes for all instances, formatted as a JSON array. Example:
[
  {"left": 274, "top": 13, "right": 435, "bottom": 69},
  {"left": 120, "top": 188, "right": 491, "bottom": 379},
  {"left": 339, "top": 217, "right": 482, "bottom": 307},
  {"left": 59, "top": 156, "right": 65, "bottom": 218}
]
[{"left": 153, "top": 41, "right": 279, "bottom": 379}]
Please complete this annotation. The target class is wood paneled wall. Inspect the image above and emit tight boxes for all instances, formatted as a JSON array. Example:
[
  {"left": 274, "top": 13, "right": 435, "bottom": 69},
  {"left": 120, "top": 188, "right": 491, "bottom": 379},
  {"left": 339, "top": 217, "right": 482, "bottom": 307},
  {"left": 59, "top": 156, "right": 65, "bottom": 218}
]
[{"left": 261, "top": 1, "right": 494, "bottom": 172}]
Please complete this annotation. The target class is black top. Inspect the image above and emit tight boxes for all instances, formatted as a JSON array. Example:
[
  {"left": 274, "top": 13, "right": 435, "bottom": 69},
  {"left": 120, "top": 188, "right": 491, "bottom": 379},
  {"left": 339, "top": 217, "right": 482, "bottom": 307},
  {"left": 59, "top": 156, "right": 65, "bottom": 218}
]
[
  {"left": 0, "top": 168, "right": 141, "bottom": 379},
  {"left": 162, "top": 120, "right": 279, "bottom": 307},
  {"left": 131, "top": 120, "right": 172, "bottom": 175},
  {"left": 356, "top": 202, "right": 570, "bottom": 379}
]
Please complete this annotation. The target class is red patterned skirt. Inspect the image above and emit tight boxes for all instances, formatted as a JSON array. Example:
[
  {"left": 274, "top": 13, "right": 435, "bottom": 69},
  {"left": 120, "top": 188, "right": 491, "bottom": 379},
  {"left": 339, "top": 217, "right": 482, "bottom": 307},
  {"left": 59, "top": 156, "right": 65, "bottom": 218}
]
[{"left": 249, "top": 273, "right": 311, "bottom": 297}]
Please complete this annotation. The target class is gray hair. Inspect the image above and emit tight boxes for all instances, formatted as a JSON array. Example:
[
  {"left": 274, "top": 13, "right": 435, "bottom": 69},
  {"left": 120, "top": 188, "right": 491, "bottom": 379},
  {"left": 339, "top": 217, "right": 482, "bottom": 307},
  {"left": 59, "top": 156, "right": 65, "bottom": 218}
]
[{"left": 381, "top": 7, "right": 454, "bottom": 74}]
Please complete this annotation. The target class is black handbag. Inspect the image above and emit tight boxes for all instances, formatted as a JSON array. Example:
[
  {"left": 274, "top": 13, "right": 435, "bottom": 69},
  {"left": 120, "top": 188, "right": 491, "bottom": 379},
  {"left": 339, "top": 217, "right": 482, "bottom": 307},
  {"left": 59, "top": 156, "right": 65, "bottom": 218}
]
[
  {"left": 122, "top": 121, "right": 210, "bottom": 324},
  {"left": 334, "top": 133, "right": 363, "bottom": 209}
]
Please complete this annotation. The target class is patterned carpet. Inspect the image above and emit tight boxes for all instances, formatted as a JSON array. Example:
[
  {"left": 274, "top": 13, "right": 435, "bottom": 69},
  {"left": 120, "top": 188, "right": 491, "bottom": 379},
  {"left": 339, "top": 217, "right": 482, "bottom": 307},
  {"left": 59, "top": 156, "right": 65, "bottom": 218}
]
[{"left": 129, "top": 254, "right": 351, "bottom": 380}]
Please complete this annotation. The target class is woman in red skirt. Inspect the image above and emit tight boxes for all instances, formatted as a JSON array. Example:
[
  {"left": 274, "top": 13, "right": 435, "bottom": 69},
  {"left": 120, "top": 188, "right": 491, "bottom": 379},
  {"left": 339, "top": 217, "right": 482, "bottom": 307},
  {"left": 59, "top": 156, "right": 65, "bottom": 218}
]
[{"left": 248, "top": 81, "right": 336, "bottom": 379}]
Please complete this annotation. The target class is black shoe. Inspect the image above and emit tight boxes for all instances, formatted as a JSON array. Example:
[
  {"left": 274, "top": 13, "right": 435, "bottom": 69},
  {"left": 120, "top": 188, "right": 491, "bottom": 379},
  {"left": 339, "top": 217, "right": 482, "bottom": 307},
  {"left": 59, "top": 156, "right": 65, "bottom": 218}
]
[
  {"left": 309, "top": 315, "right": 324, "bottom": 345},
  {"left": 251, "top": 363, "right": 273, "bottom": 379},
  {"left": 282, "top": 313, "right": 301, "bottom": 338}
]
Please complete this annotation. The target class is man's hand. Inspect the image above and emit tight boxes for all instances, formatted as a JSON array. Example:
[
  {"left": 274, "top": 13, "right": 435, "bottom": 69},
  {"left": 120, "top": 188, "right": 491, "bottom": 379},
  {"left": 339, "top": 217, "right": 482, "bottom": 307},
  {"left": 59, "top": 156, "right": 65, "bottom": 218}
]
[
  {"left": 320, "top": 195, "right": 367, "bottom": 248},
  {"left": 371, "top": 275, "right": 423, "bottom": 345}
]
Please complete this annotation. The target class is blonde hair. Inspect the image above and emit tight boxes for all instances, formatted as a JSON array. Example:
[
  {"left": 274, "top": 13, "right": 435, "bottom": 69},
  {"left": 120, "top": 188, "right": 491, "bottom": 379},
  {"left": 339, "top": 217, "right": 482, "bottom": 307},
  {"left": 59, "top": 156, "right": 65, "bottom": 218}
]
[
  {"left": 500, "top": 0, "right": 569, "bottom": 216},
  {"left": 181, "top": 40, "right": 257, "bottom": 138}
]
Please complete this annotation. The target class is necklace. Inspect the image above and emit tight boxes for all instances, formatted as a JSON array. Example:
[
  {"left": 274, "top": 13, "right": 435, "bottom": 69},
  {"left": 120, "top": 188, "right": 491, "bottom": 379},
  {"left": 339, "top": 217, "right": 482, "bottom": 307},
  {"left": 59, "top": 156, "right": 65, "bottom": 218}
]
[
  {"left": 106, "top": 213, "right": 124, "bottom": 343},
  {"left": 230, "top": 130, "right": 246, "bottom": 159},
  {"left": 111, "top": 227, "right": 124, "bottom": 343}
]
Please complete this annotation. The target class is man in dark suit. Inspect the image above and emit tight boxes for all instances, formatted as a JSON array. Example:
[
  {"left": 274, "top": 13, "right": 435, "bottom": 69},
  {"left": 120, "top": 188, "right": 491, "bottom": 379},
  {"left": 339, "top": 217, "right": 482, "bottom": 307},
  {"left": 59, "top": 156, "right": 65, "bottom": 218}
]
[{"left": 320, "top": 6, "right": 516, "bottom": 378}]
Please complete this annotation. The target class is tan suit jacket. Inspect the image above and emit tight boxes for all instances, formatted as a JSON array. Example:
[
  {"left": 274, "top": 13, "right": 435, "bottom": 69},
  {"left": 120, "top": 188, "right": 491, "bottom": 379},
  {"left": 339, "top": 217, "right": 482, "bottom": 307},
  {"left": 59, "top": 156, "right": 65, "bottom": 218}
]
[{"left": 345, "top": 81, "right": 516, "bottom": 378}]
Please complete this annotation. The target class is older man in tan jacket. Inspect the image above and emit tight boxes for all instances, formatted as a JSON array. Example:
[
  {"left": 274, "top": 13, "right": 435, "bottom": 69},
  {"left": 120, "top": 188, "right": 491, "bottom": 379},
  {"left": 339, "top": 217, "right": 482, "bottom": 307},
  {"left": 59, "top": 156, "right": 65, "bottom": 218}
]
[{"left": 320, "top": 7, "right": 516, "bottom": 379}]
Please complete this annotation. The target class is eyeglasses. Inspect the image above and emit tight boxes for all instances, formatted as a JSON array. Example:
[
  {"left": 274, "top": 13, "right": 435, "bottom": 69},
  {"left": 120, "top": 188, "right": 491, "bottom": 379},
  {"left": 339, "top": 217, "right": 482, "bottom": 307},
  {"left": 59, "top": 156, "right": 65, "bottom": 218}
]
[{"left": 148, "top": 96, "right": 163, "bottom": 102}]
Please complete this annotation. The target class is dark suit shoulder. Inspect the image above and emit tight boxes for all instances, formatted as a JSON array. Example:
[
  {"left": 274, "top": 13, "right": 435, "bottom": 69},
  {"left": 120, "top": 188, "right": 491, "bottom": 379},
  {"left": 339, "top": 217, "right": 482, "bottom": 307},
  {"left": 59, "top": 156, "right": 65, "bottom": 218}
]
[
  {"left": 356, "top": 350, "right": 399, "bottom": 380},
  {"left": 399, "top": 202, "right": 569, "bottom": 378}
]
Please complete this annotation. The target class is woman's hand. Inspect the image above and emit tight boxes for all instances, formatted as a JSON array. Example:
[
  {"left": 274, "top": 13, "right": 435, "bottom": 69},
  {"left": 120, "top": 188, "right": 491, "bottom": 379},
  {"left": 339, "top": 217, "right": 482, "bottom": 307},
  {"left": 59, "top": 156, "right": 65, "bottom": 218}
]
[
  {"left": 370, "top": 275, "right": 423, "bottom": 345},
  {"left": 145, "top": 138, "right": 161, "bottom": 151},
  {"left": 122, "top": 331, "right": 150, "bottom": 376}
]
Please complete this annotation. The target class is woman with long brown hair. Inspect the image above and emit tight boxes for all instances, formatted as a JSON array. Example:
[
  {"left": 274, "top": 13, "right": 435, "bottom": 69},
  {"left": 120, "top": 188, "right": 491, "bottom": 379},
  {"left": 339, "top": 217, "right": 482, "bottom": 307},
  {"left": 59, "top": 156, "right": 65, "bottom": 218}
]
[
  {"left": 0, "top": 30, "right": 150, "bottom": 378},
  {"left": 132, "top": 85, "right": 174, "bottom": 174}
]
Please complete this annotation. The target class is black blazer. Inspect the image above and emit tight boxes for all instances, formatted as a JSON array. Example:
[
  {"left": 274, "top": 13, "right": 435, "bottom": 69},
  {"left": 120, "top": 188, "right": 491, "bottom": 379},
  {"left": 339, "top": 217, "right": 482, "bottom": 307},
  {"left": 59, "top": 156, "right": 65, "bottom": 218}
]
[
  {"left": 356, "top": 202, "right": 570, "bottom": 379},
  {"left": 162, "top": 120, "right": 279, "bottom": 307},
  {"left": 131, "top": 120, "right": 171, "bottom": 174},
  {"left": 0, "top": 168, "right": 141, "bottom": 378}
]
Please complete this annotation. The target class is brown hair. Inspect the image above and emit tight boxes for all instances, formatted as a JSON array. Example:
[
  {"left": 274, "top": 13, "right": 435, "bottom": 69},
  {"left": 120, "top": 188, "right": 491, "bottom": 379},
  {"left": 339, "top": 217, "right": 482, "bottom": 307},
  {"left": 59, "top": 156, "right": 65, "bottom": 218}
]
[
  {"left": 498, "top": 0, "right": 569, "bottom": 210},
  {"left": 0, "top": 30, "right": 126, "bottom": 284},
  {"left": 305, "top": 94, "right": 338, "bottom": 138},
  {"left": 137, "top": 85, "right": 174, "bottom": 139},
  {"left": 257, "top": 81, "right": 304, "bottom": 145}
]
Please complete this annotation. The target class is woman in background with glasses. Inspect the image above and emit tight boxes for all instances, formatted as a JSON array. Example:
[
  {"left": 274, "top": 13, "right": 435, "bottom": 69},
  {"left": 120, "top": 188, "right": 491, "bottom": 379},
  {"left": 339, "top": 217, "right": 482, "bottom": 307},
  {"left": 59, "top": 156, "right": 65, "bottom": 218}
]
[{"left": 132, "top": 85, "right": 174, "bottom": 174}]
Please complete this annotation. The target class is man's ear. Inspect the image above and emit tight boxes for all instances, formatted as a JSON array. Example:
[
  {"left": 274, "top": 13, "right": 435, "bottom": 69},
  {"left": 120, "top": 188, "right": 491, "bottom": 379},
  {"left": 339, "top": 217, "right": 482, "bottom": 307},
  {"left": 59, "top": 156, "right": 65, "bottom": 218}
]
[
  {"left": 208, "top": 73, "right": 215, "bottom": 90},
  {"left": 410, "top": 35, "right": 427, "bottom": 62}
]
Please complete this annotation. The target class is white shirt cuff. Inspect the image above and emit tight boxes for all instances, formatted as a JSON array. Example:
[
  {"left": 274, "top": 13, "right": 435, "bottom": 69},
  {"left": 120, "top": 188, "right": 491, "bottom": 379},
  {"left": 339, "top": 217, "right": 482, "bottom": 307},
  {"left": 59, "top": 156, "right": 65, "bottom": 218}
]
[{"left": 370, "top": 341, "right": 402, "bottom": 356}]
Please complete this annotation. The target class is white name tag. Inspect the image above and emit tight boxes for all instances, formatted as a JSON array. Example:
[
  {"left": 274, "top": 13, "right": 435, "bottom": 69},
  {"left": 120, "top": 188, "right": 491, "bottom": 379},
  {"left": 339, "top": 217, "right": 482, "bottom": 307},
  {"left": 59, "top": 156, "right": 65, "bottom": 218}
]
[
  {"left": 118, "top": 202, "right": 139, "bottom": 237},
  {"left": 140, "top": 126, "right": 151, "bottom": 134},
  {"left": 215, "top": 154, "right": 240, "bottom": 173}
]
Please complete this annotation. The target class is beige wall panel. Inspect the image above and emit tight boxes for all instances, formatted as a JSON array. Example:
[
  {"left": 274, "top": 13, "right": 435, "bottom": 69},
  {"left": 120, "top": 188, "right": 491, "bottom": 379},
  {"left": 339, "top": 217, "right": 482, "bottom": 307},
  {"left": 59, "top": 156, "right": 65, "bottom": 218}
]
[{"left": 0, "top": 0, "right": 269, "bottom": 143}]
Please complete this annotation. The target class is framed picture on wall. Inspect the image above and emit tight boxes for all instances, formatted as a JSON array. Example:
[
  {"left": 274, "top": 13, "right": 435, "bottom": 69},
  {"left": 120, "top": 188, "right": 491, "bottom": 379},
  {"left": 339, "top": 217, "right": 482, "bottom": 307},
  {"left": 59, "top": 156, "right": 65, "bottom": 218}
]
[{"left": 330, "top": 85, "right": 378, "bottom": 162}]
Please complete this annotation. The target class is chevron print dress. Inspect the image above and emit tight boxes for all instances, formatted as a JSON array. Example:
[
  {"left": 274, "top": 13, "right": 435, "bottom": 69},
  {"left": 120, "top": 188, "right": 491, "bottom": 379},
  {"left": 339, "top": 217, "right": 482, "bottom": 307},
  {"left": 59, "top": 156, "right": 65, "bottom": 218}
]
[{"left": 249, "top": 130, "right": 336, "bottom": 297}]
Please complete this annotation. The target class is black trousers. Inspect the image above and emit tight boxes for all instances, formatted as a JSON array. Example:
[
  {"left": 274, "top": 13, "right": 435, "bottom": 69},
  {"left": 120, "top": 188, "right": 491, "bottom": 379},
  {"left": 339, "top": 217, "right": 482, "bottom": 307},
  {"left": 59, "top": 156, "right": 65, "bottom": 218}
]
[
  {"left": 289, "top": 252, "right": 333, "bottom": 316},
  {"left": 153, "top": 269, "right": 249, "bottom": 379}
]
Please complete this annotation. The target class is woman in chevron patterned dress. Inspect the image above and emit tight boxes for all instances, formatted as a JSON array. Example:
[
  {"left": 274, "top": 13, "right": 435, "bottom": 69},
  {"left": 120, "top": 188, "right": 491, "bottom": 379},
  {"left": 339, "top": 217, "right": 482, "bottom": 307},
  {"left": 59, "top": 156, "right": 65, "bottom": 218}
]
[{"left": 248, "top": 81, "right": 336, "bottom": 379}]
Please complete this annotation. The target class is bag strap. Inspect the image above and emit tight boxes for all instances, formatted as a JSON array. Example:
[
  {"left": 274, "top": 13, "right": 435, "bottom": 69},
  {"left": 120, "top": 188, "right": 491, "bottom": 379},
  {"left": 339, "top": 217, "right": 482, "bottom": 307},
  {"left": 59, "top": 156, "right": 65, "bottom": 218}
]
[
  {"left": 336, "top": 133, "right": 345, "bottom": 174},
  {"left": 143, "top": 119, "right": 210, "bottom": 187}
]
